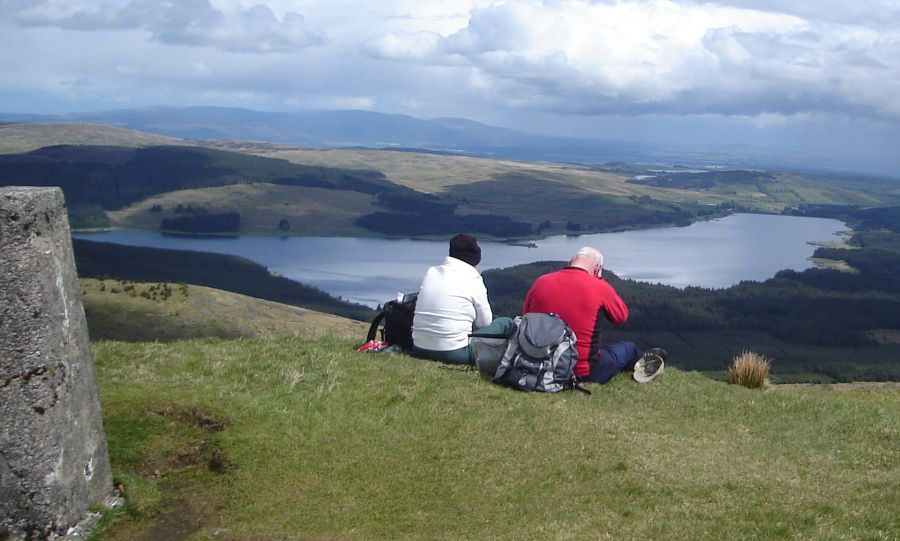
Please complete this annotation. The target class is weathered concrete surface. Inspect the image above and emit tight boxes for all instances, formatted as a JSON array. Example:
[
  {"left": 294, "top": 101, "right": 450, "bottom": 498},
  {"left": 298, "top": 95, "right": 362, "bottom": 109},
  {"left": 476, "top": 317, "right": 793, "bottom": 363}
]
[{"left": 1, "top": 187, "right": 114, "bottom": 540}]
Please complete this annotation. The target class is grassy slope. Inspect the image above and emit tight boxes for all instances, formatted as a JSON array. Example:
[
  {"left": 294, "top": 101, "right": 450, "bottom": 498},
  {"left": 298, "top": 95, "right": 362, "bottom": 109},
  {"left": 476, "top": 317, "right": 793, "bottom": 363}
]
[
  {"left": 0, "top": 122, "right": 190, "bottom": 154},
  {"left": 216, "top": 143, "right": 718, "bottom": 207},
  {"left": 93, "top": 335, "right": 899, "bottom": 541},
  {"left": 81, "top": 278, "right": 368, "bottom": 342},
  {"left": 106, "top": 143, "right": 690, "bottom": 236},
  {"left": 107, "top": 183, "right": 378, "bottom": 236},
  {"left": 213, "top": 143, "right": 635, "bottom": 193},
  {"left": 218, "top": 143, "right": 900, "bottom": 210}
]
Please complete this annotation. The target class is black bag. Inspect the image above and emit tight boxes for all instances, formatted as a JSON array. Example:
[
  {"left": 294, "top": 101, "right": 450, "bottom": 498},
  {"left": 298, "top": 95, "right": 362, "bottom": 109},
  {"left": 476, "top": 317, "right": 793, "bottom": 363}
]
[
  {"left": 366, "top": 292, "right": 418, "bottom": 352},
  {"left": 492, "top": 313, "right": 588, "bottom": 393}
]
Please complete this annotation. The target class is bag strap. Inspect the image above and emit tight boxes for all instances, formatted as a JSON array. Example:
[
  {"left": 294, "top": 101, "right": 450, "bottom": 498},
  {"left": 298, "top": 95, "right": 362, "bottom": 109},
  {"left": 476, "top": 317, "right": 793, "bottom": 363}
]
[
  {"left": 366, "top": 311, "right": 386, "bottom": 342},
  {"left": 468, "top": 331, "right": 512, "bottom": 339},
  {"left": 573, "top": 382, "right": 592, "bottom": 395}
]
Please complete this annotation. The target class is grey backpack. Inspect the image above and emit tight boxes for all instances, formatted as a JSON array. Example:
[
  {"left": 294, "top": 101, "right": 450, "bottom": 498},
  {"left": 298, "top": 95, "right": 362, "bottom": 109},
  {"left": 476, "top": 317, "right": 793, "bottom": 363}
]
[{"left": 490, "top": 313, "right": 586, "bottom": 393}]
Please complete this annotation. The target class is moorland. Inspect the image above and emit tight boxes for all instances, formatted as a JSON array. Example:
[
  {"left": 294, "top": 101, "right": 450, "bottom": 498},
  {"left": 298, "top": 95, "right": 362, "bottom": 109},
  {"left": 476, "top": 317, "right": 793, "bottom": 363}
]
[
  {"left": 88, "top": 332, "right": 898, "bottom": 541},
  {"left": 62, "top": 274, "right": 900, "bottom": 541},
  {"left": 67, "top": 272, "right": 899, "bottom": 541}
]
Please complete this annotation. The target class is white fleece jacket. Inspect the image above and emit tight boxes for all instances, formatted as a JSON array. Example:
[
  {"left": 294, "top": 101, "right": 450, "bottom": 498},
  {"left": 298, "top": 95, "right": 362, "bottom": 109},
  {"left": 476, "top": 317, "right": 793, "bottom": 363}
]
[{"left": 411, "top": 256, "right": 493, "bottom": 351}]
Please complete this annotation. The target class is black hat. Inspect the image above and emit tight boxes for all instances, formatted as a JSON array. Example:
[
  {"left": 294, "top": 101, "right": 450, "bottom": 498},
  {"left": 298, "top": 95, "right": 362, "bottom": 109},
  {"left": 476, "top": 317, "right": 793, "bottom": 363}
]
[{"left": 449, "top": 234, "right": 481, "bottom": 267}]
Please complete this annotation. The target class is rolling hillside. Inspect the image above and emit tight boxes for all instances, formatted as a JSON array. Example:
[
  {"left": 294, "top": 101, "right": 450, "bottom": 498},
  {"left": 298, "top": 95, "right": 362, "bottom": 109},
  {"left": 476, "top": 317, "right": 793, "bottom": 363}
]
[
  {"left": 6, "top": 122, "right": 899, "bottom": 239},
  {"left": 0, "top": 122, "right": 190, "bottom": 154},
  {"left": 81, "top": 278, "right": 368, "bottom": 343},
  {"left": 2, "top": 105, "right": 640, "bottom": 160},
  {"left": 71, "top": 270, "right": 897, "bottom": 540},
  {"left": 91, "top": 333, "right": 899, "bottom": 541},
  {"left": 0, "top": 131, "right": 704, "bottom": 237}
]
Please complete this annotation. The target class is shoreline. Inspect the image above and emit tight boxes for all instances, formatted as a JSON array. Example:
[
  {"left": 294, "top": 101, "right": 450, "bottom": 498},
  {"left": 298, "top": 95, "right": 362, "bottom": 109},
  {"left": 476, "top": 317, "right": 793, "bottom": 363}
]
[{"left": 77, "top": 209, "right": 827, "bottom": 244}]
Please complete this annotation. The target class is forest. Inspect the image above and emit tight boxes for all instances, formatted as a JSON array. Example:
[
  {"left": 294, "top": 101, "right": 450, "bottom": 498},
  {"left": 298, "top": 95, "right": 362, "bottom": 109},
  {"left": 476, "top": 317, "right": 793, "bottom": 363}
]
[{"left": 627, "top": 169, "right": 776, "bottom": 189}]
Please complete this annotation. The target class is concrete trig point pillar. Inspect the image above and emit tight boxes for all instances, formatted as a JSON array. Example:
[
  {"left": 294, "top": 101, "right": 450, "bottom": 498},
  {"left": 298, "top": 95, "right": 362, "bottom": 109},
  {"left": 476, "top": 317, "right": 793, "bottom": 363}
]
[{"left": 1, "top": 187, "right": 115, "bottom": 540}]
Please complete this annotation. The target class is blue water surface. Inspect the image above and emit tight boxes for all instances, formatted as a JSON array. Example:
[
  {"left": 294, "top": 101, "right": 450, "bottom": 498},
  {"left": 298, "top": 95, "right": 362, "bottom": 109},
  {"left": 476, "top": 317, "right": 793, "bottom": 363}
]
[{"left": 74, "top": 213, "right": 846, "bottom": 307}]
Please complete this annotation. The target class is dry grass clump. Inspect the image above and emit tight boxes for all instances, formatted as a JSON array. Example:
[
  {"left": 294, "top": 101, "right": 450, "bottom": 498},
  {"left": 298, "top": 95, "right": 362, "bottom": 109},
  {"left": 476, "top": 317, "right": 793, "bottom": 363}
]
[{"left": 726, "top": 350, "right": 771, "bottom": 388}]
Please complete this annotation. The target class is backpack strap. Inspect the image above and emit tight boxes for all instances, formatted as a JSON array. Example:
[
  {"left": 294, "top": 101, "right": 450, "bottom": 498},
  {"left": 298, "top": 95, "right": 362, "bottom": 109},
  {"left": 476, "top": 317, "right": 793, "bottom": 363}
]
[
  {"left": 572, "top": 382, "right": 592, "bottom": 395},
  {"left": 468, "top": 331, "right": 513, "bottom": 339},
  {"left": 366, "top": 310, "right": 386, "bottom": 342}
]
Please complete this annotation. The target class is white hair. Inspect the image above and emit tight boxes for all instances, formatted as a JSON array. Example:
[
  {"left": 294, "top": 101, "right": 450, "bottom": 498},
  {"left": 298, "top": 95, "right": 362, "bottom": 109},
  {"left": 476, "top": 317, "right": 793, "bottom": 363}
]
[{"left": 575, "top": 246, "right": 603, "bottom": 267}]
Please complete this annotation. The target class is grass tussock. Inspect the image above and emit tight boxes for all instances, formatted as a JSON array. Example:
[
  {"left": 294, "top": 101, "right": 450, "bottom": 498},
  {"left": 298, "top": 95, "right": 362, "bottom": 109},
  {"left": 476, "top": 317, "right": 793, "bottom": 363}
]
[
  {"left": 91, "top": 336, "right": 899, "bottom": 541},
  {"left": 726, "top": 350, "right": 771, "bottom": 388}
]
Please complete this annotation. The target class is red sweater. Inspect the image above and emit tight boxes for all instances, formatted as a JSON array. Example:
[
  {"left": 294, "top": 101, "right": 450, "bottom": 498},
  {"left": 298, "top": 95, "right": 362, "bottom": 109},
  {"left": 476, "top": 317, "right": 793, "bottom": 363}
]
[{"left": 522, "top": 267, "right": 629, "bottom": 379}]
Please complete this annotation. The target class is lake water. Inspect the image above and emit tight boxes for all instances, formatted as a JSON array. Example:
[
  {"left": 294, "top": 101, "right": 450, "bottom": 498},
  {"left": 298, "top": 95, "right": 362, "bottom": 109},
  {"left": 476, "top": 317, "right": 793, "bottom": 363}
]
[{"left": 74, "top": 213, "right": 846, "bottom": 307}]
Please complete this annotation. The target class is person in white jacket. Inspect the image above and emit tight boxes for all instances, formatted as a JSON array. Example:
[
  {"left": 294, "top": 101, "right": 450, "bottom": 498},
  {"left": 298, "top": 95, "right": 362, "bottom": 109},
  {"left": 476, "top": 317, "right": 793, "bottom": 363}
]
[{"left": 412, "top": 234, "right": 513, "bottom": 365}]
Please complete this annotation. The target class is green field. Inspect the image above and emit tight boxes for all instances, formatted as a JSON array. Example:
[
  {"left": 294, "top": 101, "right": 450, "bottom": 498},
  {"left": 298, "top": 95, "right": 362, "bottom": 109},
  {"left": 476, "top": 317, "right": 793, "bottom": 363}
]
[{"left": 90, "top": 335, "right": 899, "bottom": 541}]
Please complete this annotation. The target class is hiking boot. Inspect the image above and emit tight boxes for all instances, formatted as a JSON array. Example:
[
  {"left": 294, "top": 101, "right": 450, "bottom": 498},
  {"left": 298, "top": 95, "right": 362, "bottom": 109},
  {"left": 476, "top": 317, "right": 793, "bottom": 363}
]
[{"left": 634, "top": 350, "right": 665, "bottom": 383}]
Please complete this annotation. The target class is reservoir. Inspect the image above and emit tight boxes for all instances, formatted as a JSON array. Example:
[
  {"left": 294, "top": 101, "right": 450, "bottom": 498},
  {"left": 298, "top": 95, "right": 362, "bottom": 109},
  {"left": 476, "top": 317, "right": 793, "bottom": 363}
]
[{"left": 74, "top": 213, "right": 846, "bottom": 307}]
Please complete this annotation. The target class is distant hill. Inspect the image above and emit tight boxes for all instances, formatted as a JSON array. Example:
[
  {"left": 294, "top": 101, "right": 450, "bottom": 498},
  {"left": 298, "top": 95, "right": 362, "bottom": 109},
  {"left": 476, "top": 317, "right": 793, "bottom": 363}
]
[
  {"left": 3, "top": 134, "right": 898, "bottom": 238},
  {"left": 0, "top": 122, "right": 190, "bottom": 154},
  {"left": 3, "top": 122, "right": 898, "bottom": 238},
  {"left": 7, "top": 105, "right": 900, "bottom": 175},
  {"left": 0, "top": 143, "right": 537, "bottom": 236},
  {"left": 1, "top": 105, "right": 645, "bottom": 163},
  {"left": 80, "top": 278, "right": 368, "bottom": 342},
  {"left": 0, "top": 144, "right": 395, "bottom": 211}
]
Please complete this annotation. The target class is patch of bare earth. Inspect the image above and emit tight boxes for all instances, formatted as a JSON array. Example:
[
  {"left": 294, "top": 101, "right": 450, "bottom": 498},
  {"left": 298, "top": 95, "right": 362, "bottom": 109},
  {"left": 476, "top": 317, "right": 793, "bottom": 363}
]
[{"left": 113, "top": 404, "right": 231, "bottom": 541}]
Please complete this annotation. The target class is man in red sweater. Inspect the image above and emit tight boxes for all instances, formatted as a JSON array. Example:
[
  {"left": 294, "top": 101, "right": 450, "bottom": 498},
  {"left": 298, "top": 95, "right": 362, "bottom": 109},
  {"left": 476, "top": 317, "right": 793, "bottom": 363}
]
[{"left": 523, "top": 246, "right": 665, "bottom": 383}]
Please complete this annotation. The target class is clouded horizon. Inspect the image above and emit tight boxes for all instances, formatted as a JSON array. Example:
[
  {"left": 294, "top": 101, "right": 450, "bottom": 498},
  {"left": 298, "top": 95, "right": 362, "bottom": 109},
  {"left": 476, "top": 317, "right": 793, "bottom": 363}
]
[{"left": 1, "top": 0, "right": 899, "bottom": 173}]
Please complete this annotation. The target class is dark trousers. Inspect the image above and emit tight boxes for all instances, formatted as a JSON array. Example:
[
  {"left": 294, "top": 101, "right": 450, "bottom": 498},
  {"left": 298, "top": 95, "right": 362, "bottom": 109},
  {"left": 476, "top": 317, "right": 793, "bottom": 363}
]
[{"left": 586, "top": 341, "right": 643, "bottom": 383}]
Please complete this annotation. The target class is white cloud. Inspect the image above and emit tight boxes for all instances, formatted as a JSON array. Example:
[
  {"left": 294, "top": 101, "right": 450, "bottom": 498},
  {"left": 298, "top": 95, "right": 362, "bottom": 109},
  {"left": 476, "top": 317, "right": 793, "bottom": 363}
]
[
  {"left": 364, "top": 0, "right": 900, "bottom": 120},
  {"left": 366, "top": 31, "right": 443, "bottom": 62},
  {"left": 1, "top": 0, "right": 899, "bottom": 165},
  {"left": 2, "top": 0, "right": 325, "bottom": 53},
  {"left": 332, "top": 96, "right": 376, "bottom": 109}
]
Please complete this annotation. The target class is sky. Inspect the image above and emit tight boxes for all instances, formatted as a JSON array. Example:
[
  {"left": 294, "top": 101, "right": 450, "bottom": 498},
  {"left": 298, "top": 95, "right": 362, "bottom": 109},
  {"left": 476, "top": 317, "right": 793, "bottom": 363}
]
[{"left": 1, "top": 0, "right": 899, "bottom": 173}]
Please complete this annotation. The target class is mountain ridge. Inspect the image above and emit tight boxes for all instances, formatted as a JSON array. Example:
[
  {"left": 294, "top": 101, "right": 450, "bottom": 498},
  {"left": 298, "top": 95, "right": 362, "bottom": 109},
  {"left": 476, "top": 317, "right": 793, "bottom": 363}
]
[{"left": 5, "top": 105, "right": 899, "bottom": 176}]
